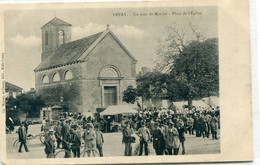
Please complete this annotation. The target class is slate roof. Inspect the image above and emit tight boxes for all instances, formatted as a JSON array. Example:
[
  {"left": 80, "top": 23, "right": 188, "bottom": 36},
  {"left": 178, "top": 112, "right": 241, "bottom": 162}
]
[
  {"left": 5, "top": 82, "right": 23, "bottom": 92},
  {"left": 34, "top": 32, "right": 103, "bottom": 72},
  {"left": 41, "top": 17, "right": 72, "bottom": 29}
]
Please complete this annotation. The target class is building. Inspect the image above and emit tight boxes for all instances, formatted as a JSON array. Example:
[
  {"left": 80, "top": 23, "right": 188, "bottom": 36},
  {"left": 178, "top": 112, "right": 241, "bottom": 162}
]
[
  {"left": 5, "top": 81, "right": 23, "bottom": 98},
  {"left": 34, "top": 17, "right": 137, "bottom": 114}
]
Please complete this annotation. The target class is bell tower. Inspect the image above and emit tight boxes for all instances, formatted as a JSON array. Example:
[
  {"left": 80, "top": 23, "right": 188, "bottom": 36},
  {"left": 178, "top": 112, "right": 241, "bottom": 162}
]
[{"left": 41, "top": 17, "right": 72, "bottom": 61}]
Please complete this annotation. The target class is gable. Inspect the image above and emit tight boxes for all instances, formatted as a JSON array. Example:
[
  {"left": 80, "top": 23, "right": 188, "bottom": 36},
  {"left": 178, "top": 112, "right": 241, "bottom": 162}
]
[
  {"left": 79, "top": 30, "right": 137, "bottom": 63},
  {"left": 82, "top": 32, "right": 136, "bottom": 79}
]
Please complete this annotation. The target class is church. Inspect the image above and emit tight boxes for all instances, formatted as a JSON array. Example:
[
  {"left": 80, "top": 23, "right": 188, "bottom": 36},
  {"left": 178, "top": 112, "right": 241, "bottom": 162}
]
[{"left": 34, "top": 17, "right": 137, "bottom": 114}]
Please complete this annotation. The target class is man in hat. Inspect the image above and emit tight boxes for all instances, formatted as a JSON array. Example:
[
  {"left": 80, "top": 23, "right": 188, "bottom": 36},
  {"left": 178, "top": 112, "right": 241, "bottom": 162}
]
[
  {"left": 44, "top": 128, "right": 56, "bottom": 158},
  {"left": 18, "top": 122, "right": 29, "bottom": 153},
  {"left": 194, "top": 113, "right": 200, "bottom": 137},
  {"left": 95, "top": 124, "right": 104, "bottom": 157},
  {"left": 61, "top": 120, "right": 70, "bottom": 149},
  {"left": 152, "top": 122, "right": 165, "bottom": 155},
  {"left": 122, "top": 121, "right": 133, "bottom": 156},
  {"left": 147, "top": 118, "right": 155, "bottom": 136},
  {"left": 69, "top": 124, "right": 81, "bottom": 157},
  {"left": 177, "top": 119, "right": 186, "bottom": 155},
  {"left": 83, "top": 123, "right": 98, "bottom": 157},
  {"left": 137, "top": 122, "right": 151, "bottom": 156},
  {"left": 186, "top": 114, "right": 194, "bottom": 135},
  {"left": 54, "top": 121, "right": 62, "bottom": 148},
  {"left": 205, "top": 112, "right": 212, "bottom": 138},
  {"left": 211, "top": 113, "right": 219, "bottom": 140}
]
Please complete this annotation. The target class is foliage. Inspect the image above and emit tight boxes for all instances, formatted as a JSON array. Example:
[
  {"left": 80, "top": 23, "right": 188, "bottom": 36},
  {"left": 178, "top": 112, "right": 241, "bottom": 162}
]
[
  {"left": 167, "top": 38, "right": 219, "bottom": 102},
  {"left": 136, "top": 71, "right": 167, "bottom": 100},
  {"left": 122, "top": 71, "right": 168, "bottom": 105},
  {"left": 39, "top": 83, "right": 81, "bottom": 112},
  {"left": 6, "top": 93, "right": 46, "bottom": 123},
  {"left": 122, "top": 86, "right": 138, "bottom": 104}
]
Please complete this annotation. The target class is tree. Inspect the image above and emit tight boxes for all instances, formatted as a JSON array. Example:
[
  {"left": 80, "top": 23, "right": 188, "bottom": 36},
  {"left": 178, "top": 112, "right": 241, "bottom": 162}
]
[
  {"left": 6, "top": 93, "right": 46, "bottom": 122},
  {"left": 167, "top": 38, "right": 219, "bottom": 109},
  {"left": 155, "top": 23, "right": 218, "bottom": 109},
  {"left": 155, "top": 23, "right": 205, "bottom": 72},
  {"left": 122, "top": 71, "right": 168, "bottom": 107},
  {"left": 122, "top": 86, "right": 138, "bottom": 104}
]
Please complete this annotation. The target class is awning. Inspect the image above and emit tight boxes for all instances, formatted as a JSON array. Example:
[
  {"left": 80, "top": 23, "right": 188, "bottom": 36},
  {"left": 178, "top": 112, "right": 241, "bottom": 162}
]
[
  {"left": 202, "top": 96, "right": 219, "bottom": 107},
  {"left": 169, "top": 100, "right": 210, "bottom": 110},
  {"left": 51, "top": 105, "right": 62, "bottom": 109},
  {"left": 100, "top": 105, "right": 138, "bottom": 116}
]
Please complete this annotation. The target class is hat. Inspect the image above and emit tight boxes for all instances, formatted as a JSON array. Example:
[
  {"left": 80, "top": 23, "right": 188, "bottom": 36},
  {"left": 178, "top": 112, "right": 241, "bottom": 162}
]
[
  {"left": 86, "top": 123, "right": 94, "bottom": 128},
  {"left": 169, "top": 120, "right": 174, "bottom": 125},
  {"left": 48, "top": 128, "right": 55, "bottom": 133}
]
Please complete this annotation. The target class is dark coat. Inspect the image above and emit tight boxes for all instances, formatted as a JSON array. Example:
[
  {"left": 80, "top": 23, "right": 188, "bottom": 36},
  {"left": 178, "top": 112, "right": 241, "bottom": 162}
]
[
  {"left": 69, "top": 130, "right": 81, "bottom": 148},
  {"left": 18, "top": 126, "right": 27, "bottom": 143},
  {"left": 122, "top": 127, "right": 132, "bottom": 143},
  {"left": 152, "top": 129, "right": 165, "bottom": 150},
  {"left": 61, "top": 124, "right": 70, "bottom": 138},
  {"left": 211, "top": 116, "right": 219, "bottom": 131}
]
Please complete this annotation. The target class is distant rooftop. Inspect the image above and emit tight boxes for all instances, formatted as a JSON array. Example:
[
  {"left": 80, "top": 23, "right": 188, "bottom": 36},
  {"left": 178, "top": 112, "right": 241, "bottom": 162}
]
[{"left": 5, "top": 82, "right": 23, "bottom": 93}]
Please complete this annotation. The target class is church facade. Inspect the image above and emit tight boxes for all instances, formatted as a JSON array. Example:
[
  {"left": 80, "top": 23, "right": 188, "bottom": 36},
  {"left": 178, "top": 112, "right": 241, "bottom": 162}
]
[{"left": 34, "top": 17, "right": 137, "bottom": 113}]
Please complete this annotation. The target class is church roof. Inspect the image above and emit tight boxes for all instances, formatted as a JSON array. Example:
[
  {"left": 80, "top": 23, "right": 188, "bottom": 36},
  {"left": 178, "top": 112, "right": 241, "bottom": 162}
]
[
  {"left": 41, "top": 17, "right": 72, "bottom": 29},
  {"left": 34, "top": 29, "right": 137, "bottom": 72},
  {"left": 34, "top": 32, "right": 103, "bottom": 72}
]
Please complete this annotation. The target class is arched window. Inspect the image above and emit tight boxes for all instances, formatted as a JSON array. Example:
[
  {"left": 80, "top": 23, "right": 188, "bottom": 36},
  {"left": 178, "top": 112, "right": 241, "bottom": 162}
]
[
  {"left": 42, "top": 75, "right": 49, "bottom": 84},
  {"left": 100, "top": 66, "right": 119, "bottom": 78},
  {"left": 64, "top": 70, "right": 73, "bottom": 80},
  {"left": 45, "top": 31, "right": 48, "bottom": 46},
  {"left": 53, "top": 72, "right": 61, "bottom": 82},
  {"left": 59, "top": 30, "right": 65, "bottom": 45}
]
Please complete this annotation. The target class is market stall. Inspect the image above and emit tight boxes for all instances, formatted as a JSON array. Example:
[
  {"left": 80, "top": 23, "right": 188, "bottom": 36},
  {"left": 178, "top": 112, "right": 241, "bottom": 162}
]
[{"left": 100, "top": 105, "right": 138, "bottom": 132}]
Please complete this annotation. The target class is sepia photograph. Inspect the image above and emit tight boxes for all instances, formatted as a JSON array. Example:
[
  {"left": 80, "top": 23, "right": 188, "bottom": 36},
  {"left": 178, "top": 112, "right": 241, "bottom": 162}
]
[
  {"left": 4, "top": 6, "right": 220, "bottom": 159},
  {"left": 0, "top": 1, "right": 253, "bottom": 164}
]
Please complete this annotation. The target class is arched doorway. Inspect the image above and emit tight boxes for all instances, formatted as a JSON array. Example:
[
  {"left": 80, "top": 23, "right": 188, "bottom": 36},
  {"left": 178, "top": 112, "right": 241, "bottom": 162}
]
[{"left": 98, "top": 65, "right": 123, "bottom": 107}]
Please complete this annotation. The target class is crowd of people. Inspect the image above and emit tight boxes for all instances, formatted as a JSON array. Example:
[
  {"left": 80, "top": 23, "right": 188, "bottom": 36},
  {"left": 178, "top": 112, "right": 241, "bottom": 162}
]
[
  {"left": 41, "top": 117, "right": 103, "bottom": 158},
  {"left": 15, "top": 106, "right": 220, "bottom": 158},
  {"left": 121, "top": 106, "right": 220, "bottom": 156}
]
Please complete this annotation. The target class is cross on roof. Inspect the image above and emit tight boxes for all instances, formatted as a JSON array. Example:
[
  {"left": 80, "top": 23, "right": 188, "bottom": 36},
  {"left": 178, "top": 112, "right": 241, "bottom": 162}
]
[{"left": 107, "top": 24, "right": 110, "bottom": 30}]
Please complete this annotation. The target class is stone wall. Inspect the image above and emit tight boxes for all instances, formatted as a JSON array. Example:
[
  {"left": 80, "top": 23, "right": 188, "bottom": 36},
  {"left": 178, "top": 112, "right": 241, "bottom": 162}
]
[{"left": 35, "top": 63, "right": 83, "bottom": 112}]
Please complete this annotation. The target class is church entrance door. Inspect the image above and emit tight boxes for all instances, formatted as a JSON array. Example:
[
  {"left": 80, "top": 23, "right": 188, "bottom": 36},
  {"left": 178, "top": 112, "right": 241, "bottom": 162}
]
[{"left": 104, "top": 86, "right": 117, "bottom": 107}]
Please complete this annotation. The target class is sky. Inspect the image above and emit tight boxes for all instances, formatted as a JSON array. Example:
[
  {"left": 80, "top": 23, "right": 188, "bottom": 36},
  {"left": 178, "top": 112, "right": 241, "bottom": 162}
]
[{"left": 4, "top": 6, "right": 217, "bottom": 91}]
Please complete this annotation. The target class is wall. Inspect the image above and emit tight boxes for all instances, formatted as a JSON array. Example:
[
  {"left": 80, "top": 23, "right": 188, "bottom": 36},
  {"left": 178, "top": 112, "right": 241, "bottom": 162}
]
[
  {"left": 35, "top": 63, "right": 83, "bottom": 112},
  {"left": 81, "top": 32, "right": 136, "bottom": 112}
]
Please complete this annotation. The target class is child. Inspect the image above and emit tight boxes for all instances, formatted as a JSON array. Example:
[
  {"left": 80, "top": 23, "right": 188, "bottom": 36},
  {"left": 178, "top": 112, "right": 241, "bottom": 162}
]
[{"left": 95, "top": 124, "right": 104, "bottom": 157}]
